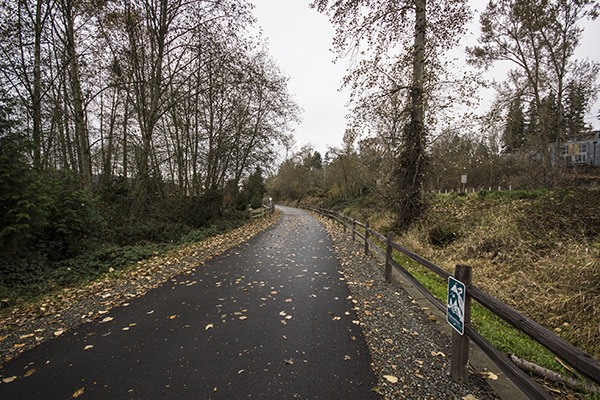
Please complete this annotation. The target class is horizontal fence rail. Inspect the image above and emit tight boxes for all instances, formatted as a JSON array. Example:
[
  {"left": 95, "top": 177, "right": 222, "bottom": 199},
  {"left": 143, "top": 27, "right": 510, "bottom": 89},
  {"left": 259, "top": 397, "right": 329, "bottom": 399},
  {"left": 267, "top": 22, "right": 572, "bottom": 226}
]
[
  {"left": 251, "top": 205, "right": 275, "bottom": 219},
  {"left": 304, "top": 205, "right": 600, "bottom": 400}
]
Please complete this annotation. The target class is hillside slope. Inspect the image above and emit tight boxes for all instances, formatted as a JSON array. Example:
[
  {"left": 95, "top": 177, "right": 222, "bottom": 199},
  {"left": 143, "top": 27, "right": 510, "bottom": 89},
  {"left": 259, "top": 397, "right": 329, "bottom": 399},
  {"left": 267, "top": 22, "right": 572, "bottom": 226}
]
[{"left": 339, "top": 189, "right": 600, "bottom": 360}]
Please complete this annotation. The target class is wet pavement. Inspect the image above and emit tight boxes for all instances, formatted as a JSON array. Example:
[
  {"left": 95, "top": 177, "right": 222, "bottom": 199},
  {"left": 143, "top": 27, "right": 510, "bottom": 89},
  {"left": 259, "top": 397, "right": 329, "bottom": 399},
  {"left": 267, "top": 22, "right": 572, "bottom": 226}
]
[{"left": 0, "top": 206, "right": 379, "bottom": 399}]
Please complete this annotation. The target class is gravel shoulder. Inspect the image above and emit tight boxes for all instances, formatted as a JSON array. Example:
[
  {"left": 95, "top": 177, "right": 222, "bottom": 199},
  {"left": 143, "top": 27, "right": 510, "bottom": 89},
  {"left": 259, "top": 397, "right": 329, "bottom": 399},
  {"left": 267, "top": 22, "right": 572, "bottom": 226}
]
[{"left": 319, "top": 214, "right": 501, "bottom": 400}]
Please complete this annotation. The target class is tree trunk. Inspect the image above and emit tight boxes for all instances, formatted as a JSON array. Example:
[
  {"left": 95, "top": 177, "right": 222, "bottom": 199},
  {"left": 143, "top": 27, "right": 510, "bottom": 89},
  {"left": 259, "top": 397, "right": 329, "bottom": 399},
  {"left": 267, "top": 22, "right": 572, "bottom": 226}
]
[
  {"left": 32, "top": 0, "right": 44, "bottom": 170},
  {"left": 62, "top": 0, "right": 92, "bottom": 190},
  {"left": 395, "top": 0, "right": 427, "bottom": 230},
  {"left": 127, "top": 0, "right": 170, "bottom": 217},
  {"left": 122, "top": 95, "right": 129, "bottom": 179},
  {"left": 102, "top": 88, "right": 119, "bottom": 185}
]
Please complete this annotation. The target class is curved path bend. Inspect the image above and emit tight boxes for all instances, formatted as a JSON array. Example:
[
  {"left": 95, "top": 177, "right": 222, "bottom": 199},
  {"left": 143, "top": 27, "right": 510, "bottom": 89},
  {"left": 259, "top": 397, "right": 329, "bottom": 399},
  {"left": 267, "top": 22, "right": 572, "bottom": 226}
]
[{"left": 0, "top": 206, "right": 379, "bottom": 399}]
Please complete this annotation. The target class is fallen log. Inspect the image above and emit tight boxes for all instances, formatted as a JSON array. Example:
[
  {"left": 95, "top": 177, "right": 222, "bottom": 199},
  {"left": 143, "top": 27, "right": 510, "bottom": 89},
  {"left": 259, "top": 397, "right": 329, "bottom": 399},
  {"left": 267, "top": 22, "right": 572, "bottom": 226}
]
[{"left": 510, "top": 354, "right": 600, "bottom": 397}]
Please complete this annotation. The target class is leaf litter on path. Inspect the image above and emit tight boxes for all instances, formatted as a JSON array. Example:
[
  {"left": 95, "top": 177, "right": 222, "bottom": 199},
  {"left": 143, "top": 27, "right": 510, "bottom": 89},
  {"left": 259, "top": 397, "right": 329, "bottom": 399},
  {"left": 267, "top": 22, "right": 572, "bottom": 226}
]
[{"left": 0, "top": 212, "right": 280, "bottom": 364}]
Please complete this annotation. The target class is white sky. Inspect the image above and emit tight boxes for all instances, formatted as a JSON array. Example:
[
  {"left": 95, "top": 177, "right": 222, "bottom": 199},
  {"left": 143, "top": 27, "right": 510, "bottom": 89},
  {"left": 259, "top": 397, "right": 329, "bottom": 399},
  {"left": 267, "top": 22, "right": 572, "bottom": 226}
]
[{"left": 251, "top": 0, "right": 600, "bottom": 156}]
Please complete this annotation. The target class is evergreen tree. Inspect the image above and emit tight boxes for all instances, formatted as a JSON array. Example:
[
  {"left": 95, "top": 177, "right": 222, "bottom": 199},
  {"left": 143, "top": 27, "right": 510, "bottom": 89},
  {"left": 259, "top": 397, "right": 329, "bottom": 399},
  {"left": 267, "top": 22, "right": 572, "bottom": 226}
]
[
  {"left": 502, "top": 97, "right": 525, "bottom": 152},
  {"left": 539, "top": 94, "right": 560, "bottom": 142},
  {"left": 242, "top": 167, "right": 266, "bottom": 209},
  {"left": 564, "top": 80, "right": 589, "bottom": 138},
  {"left": 0, "top": 92, "right": 48, "bottom": 254}
]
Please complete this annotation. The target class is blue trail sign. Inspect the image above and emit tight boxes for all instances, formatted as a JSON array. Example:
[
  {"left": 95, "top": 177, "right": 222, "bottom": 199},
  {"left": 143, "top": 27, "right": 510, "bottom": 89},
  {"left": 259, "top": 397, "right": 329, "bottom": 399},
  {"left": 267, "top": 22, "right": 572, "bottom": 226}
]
[{"left": 447, "top": 276, "right": 466, "bottom": 335}]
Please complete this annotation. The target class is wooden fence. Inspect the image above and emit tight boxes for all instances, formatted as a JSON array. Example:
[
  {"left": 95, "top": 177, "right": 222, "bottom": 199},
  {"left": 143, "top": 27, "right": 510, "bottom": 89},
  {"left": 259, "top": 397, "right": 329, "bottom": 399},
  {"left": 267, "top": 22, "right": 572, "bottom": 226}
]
[
  {"left": 305, "top": 206, "right": 600, "bottom": 400},
  {"left": 250, "top": 205, "right": 275, "bottom": 220}
]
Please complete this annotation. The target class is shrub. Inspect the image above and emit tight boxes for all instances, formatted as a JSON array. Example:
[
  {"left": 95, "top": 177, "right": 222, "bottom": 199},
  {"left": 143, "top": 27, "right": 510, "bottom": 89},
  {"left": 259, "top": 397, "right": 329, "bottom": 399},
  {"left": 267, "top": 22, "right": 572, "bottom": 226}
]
[{"left": 428, "top": 224, "right": 459, "bottom": 246}]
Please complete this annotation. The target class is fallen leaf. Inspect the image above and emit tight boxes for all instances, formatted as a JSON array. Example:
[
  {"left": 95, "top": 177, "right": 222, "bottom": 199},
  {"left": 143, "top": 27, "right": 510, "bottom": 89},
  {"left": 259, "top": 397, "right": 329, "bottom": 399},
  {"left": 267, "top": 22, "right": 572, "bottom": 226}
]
[
  {"left": 147, "top": 310, "right": 154, "bottom": 315},
  {"left": 431, "top": 351, "right": 446, "bottom": 357},
  {"left": 480, "top": 371, "right": 498, "bottom": 380},
  {"left": 239, "top": 316, "right": 247, "bottom": 320},
  {"left": 100, "top": 317, "right": 113, "bottom": 323},
  {"left": 72, "top": 387, "right": 85, "bottom": 398},
  {"left": 383, "top": 375, "right": 398, "bottom": 383},
  {"left": 332, "top": 316, "right": 341, "bottom": 321},
  {"left": 0, "top": 335, "right": 7, "bottom": 342},
  {"left": 284, "top": 359, "right": 294, "bottom": 365},
  {"left": 20, "top": 334, "right": 34, "bottom": 339},
  {"left": 24, "top": 369, "right": 36, "bottom": 377},
  {"left": 344, "top": 355, "right": 351, "bottom": 360},
  {"left": 13, "top": 343, "right": 25, "bottom": 349},
  {"left": 168, "top": 315, "right": 178, "bottom": 319},
  {"left": 462, "top": 395, "right": 478, "bottom": 400},
  {"left": 205, "top": 324, "right": 214, "bottom": 331},
  {"left": 2, "top": 376, "right": 17, "bottom": 383},
  {"left": 84, "top": 345, "right": 94, "bottom": 350},
  {"left": 54, "top": 329, "right": 64, "bottom": 337},
  {"left": 371, "top": 386, "right": 383, "bottom": 394}
]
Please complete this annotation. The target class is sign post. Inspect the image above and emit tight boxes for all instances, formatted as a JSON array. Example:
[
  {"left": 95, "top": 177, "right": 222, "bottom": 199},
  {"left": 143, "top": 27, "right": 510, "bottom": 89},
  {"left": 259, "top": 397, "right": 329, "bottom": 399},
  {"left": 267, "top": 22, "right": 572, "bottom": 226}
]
[{"left": 448, "top": 265, "right": 471, "bottom": 382}]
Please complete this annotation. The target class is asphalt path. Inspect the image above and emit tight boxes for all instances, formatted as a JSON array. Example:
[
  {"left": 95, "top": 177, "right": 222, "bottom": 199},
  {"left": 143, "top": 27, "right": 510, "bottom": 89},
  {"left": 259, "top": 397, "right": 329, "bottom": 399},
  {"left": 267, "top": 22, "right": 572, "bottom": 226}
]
[{"left": 0, "top": 206, "right": 380, "bottom": 399}]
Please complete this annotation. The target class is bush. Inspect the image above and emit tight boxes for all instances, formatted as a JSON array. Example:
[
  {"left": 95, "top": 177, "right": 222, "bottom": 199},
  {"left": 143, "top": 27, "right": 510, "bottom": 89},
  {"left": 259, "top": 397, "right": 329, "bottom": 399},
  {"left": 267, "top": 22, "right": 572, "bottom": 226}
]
[
  {"left": 0, "top": 135, "right": 50, "bottom": 255},
  {"left": 428, "top": 224, "right": 459, "bottom": 246},
  {"left": 43, "top": 183, "right": 106, "bottom": 259},
  {"left": 250, "top": 195, "right": 262, "bottom": 209},
  {"left": 112, "top": 220, "right": 190, "bottom": 246}
]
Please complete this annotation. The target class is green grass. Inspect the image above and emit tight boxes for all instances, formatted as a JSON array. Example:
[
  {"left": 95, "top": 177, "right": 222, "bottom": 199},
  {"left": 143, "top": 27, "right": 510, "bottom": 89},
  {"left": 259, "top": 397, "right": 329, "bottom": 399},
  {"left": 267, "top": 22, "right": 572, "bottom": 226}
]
[
  {"left": 395, "top": 251, "right": 600, "bottom": 398},
  {"left": 394, "top": 253, "right": 568, "bottom": 374}
]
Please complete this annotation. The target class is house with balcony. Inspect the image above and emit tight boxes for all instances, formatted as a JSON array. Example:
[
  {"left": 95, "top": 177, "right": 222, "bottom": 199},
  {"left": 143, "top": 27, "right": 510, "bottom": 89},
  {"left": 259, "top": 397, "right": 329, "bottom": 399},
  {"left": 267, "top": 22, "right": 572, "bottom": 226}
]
[{"left": 550, "top": 131, "right": 600, "bottom": 167}]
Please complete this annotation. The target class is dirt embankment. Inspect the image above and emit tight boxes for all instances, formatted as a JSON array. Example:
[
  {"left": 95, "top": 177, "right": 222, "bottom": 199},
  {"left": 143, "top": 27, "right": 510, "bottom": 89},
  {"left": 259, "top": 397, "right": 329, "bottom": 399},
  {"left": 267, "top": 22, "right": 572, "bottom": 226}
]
[{"left": 342, "top": 189, "right": 600, "bottom": 360}]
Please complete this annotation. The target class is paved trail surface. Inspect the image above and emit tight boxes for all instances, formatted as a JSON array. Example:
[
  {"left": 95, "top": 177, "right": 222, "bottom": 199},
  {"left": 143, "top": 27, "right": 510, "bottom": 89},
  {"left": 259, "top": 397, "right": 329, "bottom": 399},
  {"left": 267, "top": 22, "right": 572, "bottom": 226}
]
[{"left": 0, "top": 206, "right": 379, "bottom": 399}]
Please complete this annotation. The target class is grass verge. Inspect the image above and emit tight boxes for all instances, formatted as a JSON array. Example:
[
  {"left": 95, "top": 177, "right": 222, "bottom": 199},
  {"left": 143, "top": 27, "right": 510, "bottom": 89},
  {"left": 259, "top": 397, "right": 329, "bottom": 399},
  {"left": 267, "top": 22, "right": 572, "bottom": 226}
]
[{"left": 395, "top": 253, "right": 599, "bottom": 398}]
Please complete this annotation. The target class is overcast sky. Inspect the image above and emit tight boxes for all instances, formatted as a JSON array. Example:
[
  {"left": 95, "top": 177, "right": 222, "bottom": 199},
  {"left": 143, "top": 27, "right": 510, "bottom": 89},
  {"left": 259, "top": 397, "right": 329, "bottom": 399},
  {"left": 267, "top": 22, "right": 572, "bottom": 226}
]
[{"left": 251, "top": 0, "right": 600, "bottom": 156}]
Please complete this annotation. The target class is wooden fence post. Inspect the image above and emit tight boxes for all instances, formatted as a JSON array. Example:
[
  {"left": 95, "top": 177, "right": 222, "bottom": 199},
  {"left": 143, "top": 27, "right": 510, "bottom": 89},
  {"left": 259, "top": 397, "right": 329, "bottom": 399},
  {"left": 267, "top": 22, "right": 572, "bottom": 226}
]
[
  {"left": 342, "top": 214, "right": 347, "bottom": 233},
  {"left": 364, "top": 220, "right": 370, "bottom": 256},
  {"left": 385, "top": 232, "right": 393, "bottom": 283},
  {"left": 451, "top": 264, "right": 472, "bottom": 383},
  {"left": 351, "top": 219, "right": 356, "bottom": 241}
]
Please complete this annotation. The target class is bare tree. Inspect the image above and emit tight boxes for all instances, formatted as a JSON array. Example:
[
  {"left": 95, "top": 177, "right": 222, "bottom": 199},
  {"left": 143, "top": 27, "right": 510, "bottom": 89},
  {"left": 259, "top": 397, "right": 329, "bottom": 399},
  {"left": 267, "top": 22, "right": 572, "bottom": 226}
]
[
  {"left": 312, "top": 0, "right": 471, "bottom": 229},
  {"left": 0, "top": 0, "right": 55, "bottom": 169}
]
